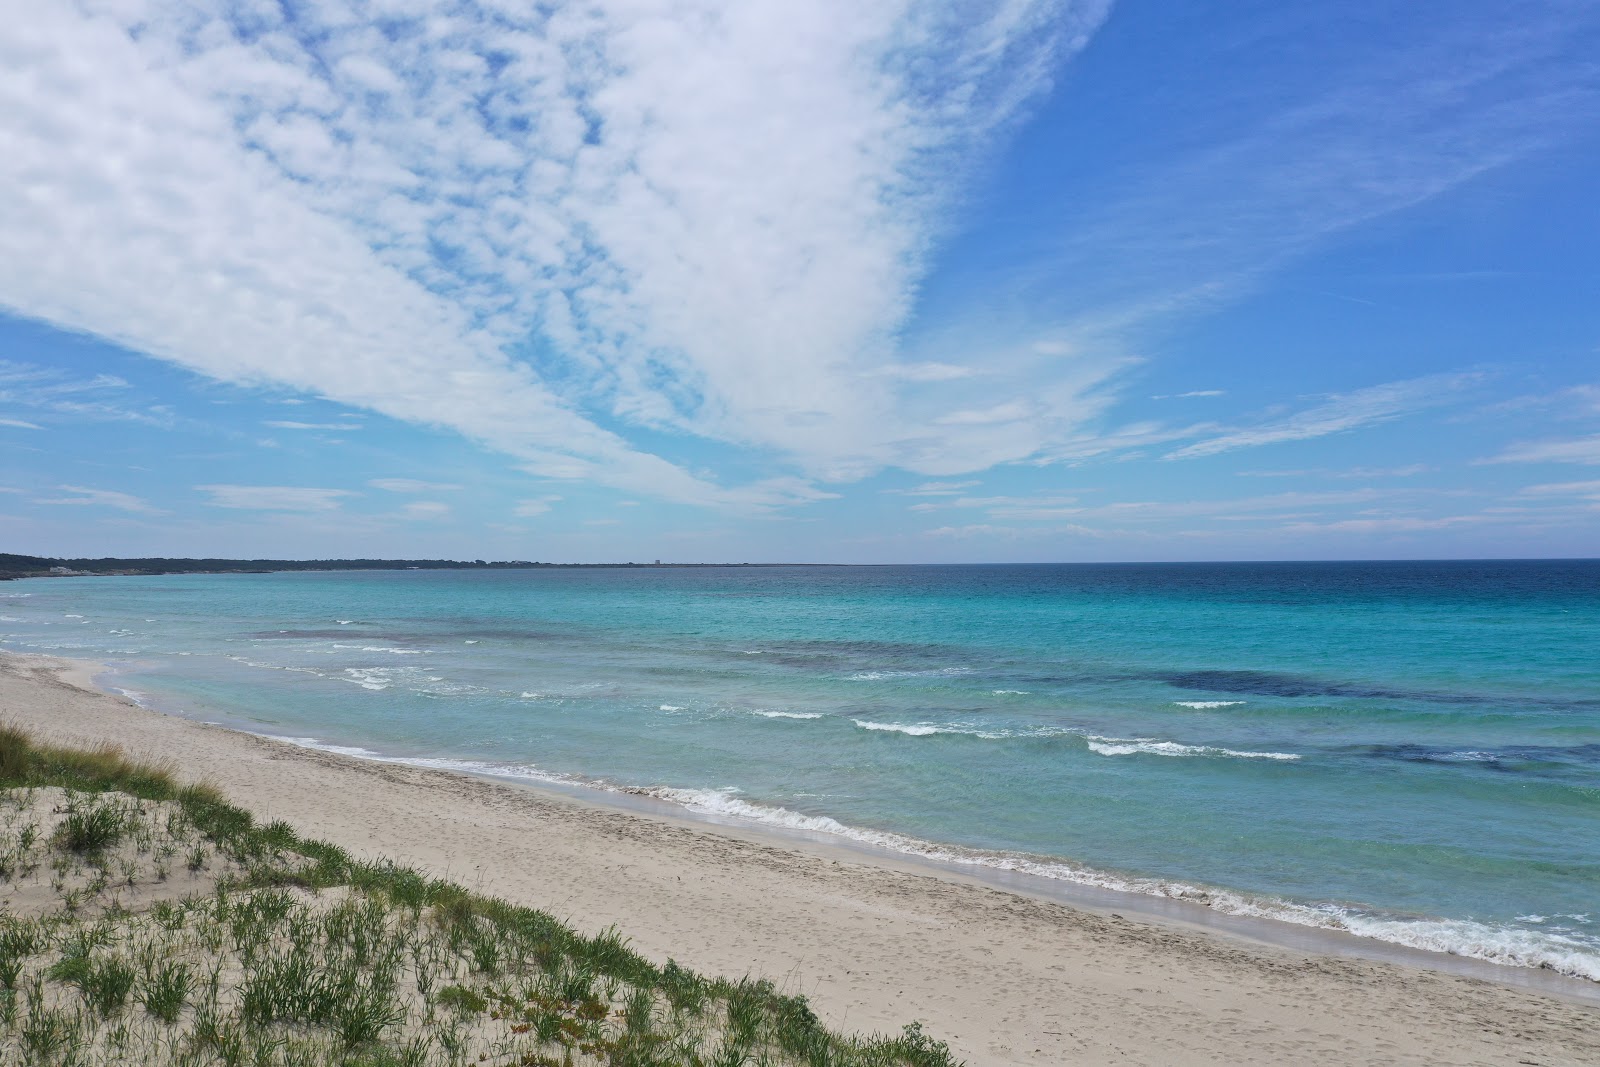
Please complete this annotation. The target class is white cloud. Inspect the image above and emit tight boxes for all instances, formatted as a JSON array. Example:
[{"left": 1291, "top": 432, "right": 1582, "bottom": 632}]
[
  {"left": 1152, "top": 390, "right": 1225, "bottom": 399},
  {"left": 1483, "top": 435, "right": 1600, "bottom": 466},
  {"left": 513, "top": 496, "right": 562, "bottom": 518},
  {"left": 1164, "top": 374, "right": 1476, "bottom": 460},
  {"left": 264, "top": 420, "right": 363, "bottom": 431},
  {"left": 1518, "top": 479, "right": 1600, "bottom": 498},
  {"left": 399, "top": 500, "right": 451, "bottom": 520},
  {"left": 37, "top": 484, "right": 164, "bottom": 514},
  {"left": 0, "top": 361, "right": 169, "bottom": 427},
  {"left": 0, "top": 0, "right": 1111, "bottom": 502},
  {"left": 196, "top": 485, "right": 352, "bottom": 511},
  {"left": 885, "top": 480, "right": 981, "bottom": 496},
  {"left": 0, "top": 417, "right": 41, "bottom": 429},
  {"left": 1238, "top": 463, "right": 1433, "bottom": 479},
  {"left": 369, "top": 479, "right": 463, "bottom": 493}
]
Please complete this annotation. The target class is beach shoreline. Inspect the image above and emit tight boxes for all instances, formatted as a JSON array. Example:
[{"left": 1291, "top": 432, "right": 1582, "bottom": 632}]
[{"left": 2, "top": 648, "right": 1596, "bottom": 1065}]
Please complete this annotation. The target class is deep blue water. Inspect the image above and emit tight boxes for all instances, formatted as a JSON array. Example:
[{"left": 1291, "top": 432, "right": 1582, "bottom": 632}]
[{"left": 3, "top": 561, "right": 1597, "bottom": 978}]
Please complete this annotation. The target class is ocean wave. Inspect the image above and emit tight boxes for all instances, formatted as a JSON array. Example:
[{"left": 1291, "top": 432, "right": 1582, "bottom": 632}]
[
  {"left": 331, "top": 644, "right": 429, "bottom": 655},
  {"left": 992, "top": 689, "right": 1029, "bottom": 695},
  {"left": 851, "top": 719, "right": 1018, "bottom": 740},
  {"left": 343, "top": 668, "right": 391, "bottom": 691},
  {"left": 848, "top": 667, "right": 975, "bottom": 681},
  {"left": 264, "top": 730, "right": 1597, "bottom": 982},
  {"left": 1173, "top": 700, "right": 1245, "bottom": 709},
  {"left": 279, "top": 736, "right": 590, "bottom": 790},
  {"left": 757, "top": 711, "right": 823, "bottom": 720},
  {"left": 1086, "top": 736, "right": 1300, "bottom": 760},
  {"left": 631, "top": 786, "right": 1598, "bottom": 982},
  {"left": 659, "top": 705, "right": 684, "bottom": 712}
]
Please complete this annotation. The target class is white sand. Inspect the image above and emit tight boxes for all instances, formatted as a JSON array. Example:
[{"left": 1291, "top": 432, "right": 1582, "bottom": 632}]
[{"left": 3, "top": 650, "right": 1595, "bottom": 1065}]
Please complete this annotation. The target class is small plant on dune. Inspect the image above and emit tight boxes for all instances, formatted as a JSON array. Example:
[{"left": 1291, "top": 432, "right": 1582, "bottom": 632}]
[
  {"left": 0, "top": 924, "right": 41, "bottom": 991},
  {"left": 55, "top": 798, "right": 126, "bottom": 855},
  {"left": 435, "top": 983, "right": 488, "bottom": 1016},
  {"left": 137, "top": 959, "right": 192, "bottom": 1023},
  {"left": 20, "top": 1001, "right": 79, "bottom": 1063}
]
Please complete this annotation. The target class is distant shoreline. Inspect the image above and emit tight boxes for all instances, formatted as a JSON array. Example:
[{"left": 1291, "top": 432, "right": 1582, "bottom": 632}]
[
  {"left": 0, "top": 553, "right": 851, "bottom": 580},
  {"left": 6, "top": 555, "right": 1597, "bottom": 581}
]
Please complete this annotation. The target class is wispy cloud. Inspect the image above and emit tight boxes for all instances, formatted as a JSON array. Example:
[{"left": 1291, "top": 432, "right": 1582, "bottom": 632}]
[
  {"left": 1518, "top": 479, "right": 1600, "bottom": 499},
  {"left": 399, "top": 501, "right": 451, "bottom": 520},
  {"left": 883, "top": 480, "right": 982, "bottom": 497},
  {"left": 264, "top": 420, "right": 363, "bottom": 431},
  {"left": 0, "top": 361, "right": 170, "bottom": 427},
  {"left": 1482, "top": 434, "right": 1600, "bottom": 466},
  {"left": 1239, "top": 464, "right": 1432, "bottom": 479},
  {"left": 1015, "top": 12, "right": 1600, "bottom": 341},
  {"left": 513, "top": 496, "right": 563, "bottom": 518},
  {"left": 369, "top": 479, "right": 463, "bottom": 494},
  {"left": 196, "top": 485, "right": 352, "bottom": 512},
  {"left": 37, "top": 485, "right": 164, "bottom": 515},
  {"left": 0, "top": 417, "right": 40, "bottom": 429},
  {"left": 1164, "top": 374, "right": 1477, "bottom": 460}
]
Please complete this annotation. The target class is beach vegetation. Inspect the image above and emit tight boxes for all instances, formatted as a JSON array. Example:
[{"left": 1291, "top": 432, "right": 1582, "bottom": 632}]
[{"left": 0, "top": 723, "right": 964, "bottom": 1066}]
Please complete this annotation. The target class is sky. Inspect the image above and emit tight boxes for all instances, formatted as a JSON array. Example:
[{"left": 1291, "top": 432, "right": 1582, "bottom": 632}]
[{"left": 1, "top": 0, "right": 1597, "bottom": 564}]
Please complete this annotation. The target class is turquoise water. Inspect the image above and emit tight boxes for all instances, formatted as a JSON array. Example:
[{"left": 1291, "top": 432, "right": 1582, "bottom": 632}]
[{"left": 3, "top": 562, "right": 1597, "bottom": 979}]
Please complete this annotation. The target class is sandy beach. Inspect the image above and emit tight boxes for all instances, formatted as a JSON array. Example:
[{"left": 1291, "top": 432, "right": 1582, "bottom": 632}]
[{"left": 1, "top": 650, "right": 1594, "bottom": 1066}]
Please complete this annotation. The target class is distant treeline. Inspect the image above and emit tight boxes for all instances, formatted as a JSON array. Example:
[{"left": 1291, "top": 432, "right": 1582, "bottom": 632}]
[{"left": 0, "top": 554, "right": 541, "bottom": 580}]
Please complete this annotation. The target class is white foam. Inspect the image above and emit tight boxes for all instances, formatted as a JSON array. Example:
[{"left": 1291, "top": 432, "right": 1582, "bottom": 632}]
[
  {"left": 277, "top": 735, "right": 586, "bottom": 791},
  {"left": 741, "top": 650, "right": 764, "bottom": 654},
  {"left": 111, "top": 687, "right": 151, "bottom": 708},
  {"left": 235, "top": 729, "right": 1599, "bottom": 984},
  {"left": 851, "top": 719, "right": 1019, "bottom": 740},
  {"left": 331, "top": 644, "right": 427, "bottom": 655},
  {"left": 849, "top": 667, "right": 975, "bottom": 681},
  {"left": 633, "top": 786, "right": 1598, "bottom": 982},
  {"left": 64, "top": 614, "right": 84, "bottom": 618},
  {"left": 464, "top": 639, "right": 478, "bottom": 644},
  {"left": 1173, "top": 700, "right": 1245, "bottom": 709},
  {"left": 342, "top": 668, "right": 392, "bottom": 691},
  {"left": 853, "top": 720, "right": 948, "bottom": 736},
  {"left": 0, "top": 616, "right": 17, "bottom": 623},
  {"left": 992, "top": 689, "right": 1029, "bottom": 695},
  {"left": 757, "top": 711, "right": 823, "bottom": 720},
  {"left": 337, "top": 620, "right": 354, "bottom": 625},
  {"left": 658, "top": 705, "right": 684, "bottom": 712},
  {"left": 1086, "top": 736, "right": 1300, "bottom": 761}
]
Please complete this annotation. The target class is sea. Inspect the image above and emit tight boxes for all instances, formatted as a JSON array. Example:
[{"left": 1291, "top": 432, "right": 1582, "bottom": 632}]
[{"left": 2, "top": 561, "right": 1596, "bottom": 982}]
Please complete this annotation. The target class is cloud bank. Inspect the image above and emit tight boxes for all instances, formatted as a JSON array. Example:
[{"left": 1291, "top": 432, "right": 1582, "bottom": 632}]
[{"left": 0, "top": 0, "right": 1108, "bottom": 504}]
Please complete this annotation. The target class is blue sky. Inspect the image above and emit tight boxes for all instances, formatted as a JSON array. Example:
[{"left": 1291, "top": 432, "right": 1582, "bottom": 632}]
[{"left": 1, "top": 0, "right": 1597, "bottom": 563}]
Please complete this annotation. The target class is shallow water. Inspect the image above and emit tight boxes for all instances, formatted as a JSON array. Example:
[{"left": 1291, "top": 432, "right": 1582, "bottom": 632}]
[{"left": 4, "top": 561, "right": 1597, "bottom": 979}]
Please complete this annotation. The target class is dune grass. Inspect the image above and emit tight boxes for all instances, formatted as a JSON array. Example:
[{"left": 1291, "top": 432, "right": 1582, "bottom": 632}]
[{"left": 0, "top": 724, "right": 962, "bottom": 1066}]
